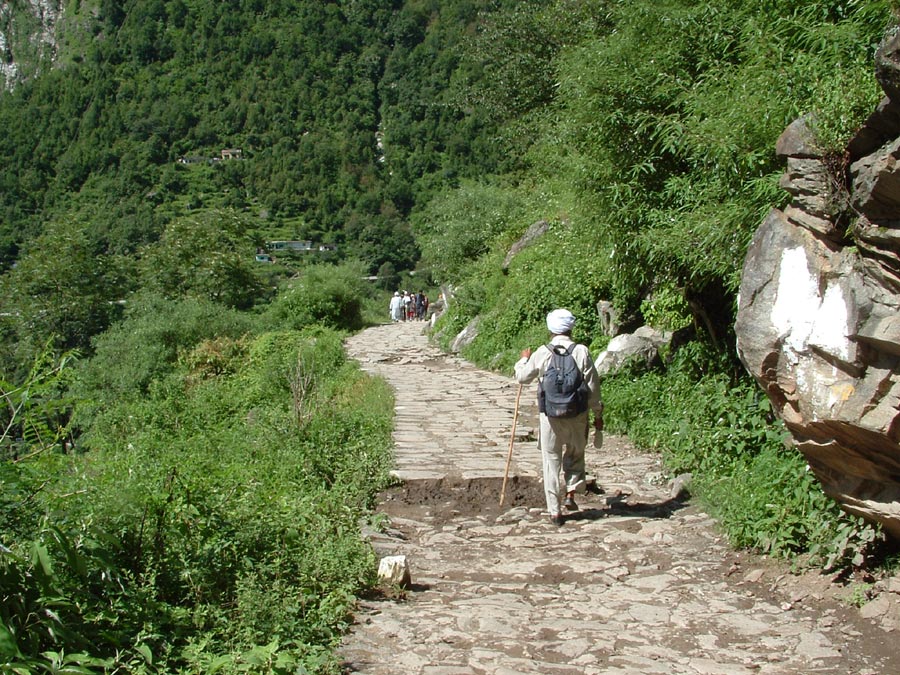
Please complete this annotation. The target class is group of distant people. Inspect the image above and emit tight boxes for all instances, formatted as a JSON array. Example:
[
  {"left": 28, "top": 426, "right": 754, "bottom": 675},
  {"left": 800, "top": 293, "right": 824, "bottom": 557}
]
[{"left": 389, "top": 291, "right": 429, "bottom": 322}]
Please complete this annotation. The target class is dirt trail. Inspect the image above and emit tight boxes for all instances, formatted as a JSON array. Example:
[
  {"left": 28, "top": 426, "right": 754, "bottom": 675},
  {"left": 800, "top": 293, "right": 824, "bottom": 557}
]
[{"left": 339, "top": 321, "right": 899, "bottom": 675}]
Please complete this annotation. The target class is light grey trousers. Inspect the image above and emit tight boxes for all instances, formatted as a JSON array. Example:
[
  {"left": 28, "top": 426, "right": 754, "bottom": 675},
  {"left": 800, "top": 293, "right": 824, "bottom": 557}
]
[{"left": 538, "top": 411, "right": 589, "bottom": 516}]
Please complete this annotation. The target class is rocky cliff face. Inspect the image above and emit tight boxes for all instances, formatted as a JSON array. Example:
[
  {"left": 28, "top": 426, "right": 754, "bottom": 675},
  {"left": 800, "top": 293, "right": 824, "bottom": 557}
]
[
  {"left": 0, "top": 0, "right": 62, "bottom": 91},
  {"left": 735, "top": 33, "right": 900, "bottom": 538}
]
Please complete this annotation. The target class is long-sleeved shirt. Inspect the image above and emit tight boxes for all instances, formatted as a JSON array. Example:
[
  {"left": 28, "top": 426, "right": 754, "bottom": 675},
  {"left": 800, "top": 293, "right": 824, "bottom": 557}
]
[{"left": 514, "top": 334, "right": 603, "bottom": 415}]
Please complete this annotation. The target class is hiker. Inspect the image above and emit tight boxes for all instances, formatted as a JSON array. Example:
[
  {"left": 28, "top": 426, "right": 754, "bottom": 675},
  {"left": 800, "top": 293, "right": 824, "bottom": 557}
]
[
  {"left": 416, "top": 291, "right": 428, "bottom": 320},
  {"left": 389, "top": 292, "right": 404, "bottom": 322},
  {"left": 401, "top": 291, "right": 411, "bottom": 321},
  {"left": 514, "top": 308, "right": 604, "bottom": 526}
]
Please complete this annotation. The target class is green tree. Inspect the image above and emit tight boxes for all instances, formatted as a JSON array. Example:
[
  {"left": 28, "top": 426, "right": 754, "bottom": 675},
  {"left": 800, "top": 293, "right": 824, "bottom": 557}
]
[
  {"left": 140, "top": 209, "right": 266, "bottom": 309},
  {"left": 376, "top": 261, "right": 400, "bottom": 290},
  {"left": 0, "top": 220, "right": 130, "bottom": 367}
]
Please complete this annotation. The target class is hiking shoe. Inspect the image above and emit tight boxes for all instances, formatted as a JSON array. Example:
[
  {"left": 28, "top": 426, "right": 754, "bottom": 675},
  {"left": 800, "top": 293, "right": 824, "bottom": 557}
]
[
  {"left": 549, "top": 514, "right": 564, "bottom": 527},
  {"left": 585, "top": 480, "right": 605, "bottom": 495},
  {"left": 563, "top": 494, "right": 579, "bottom": 511}
]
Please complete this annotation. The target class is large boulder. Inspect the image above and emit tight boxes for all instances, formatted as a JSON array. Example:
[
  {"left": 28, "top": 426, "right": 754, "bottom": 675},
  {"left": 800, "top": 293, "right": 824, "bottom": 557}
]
[
  {"left": 735, "top": 33, "right": 900, "bottom": 538},
  {"left": 450, "top": 316, "right": 480, "bottom": 353},
  {"left": 595, "top": 326, "right": 672, "bottom": 377}
]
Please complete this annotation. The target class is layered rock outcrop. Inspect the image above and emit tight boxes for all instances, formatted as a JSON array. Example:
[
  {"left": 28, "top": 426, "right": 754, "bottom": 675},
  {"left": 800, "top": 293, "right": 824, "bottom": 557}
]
[{"left": 735, "top": 34, "right": 900, "bottom": 538}]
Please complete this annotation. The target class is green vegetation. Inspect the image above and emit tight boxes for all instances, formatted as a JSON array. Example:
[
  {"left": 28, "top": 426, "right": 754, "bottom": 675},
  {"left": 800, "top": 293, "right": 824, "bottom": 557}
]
[
  {"left": 2, "top": 290, "right": 394, "bottom": 673},
  {"left": 2, "top": 0, "right": 900, "bottom": 670},
  {"left": 601, "top": 346, "right": 881, "bottom": 568}
]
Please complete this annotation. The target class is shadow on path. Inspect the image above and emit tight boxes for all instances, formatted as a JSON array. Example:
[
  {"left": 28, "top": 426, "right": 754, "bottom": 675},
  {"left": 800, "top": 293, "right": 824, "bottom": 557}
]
[{"left": 571, "top": 496, "right": 689, "bottom": 522}]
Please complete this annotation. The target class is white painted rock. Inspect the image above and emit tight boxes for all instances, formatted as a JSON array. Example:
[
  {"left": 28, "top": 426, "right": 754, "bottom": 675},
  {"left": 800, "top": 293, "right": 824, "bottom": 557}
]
[
  {"left": 735, "top": 60, "right": 900, "bottom": 539},
  {"left": 377, "top": 555, "right": 411, "bottom": 587}
]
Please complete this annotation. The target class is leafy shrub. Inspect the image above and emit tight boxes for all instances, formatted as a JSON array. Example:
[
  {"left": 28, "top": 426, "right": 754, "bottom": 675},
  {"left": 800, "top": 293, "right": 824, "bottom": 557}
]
[
  {"left": 0, "top": 219, "right": 131, "bottom": 366},
  {"left": 436, "top": 223, "right": 612, "bottom": 368},
  {"left": 3, "top": 324, "right": 394, "bottom": 674},
  {"left": 698, "top": 445, "right": 884, "bottom": 568},
  {"left": 361, "top": 288, "right": 399, "bottom": 327},
  {"left": 71, "top": 293, "right": 254, "bottom": 430},
  {"left": 0, "top": 344, "right": 78, "bottom": 463},
  {"left": 411, "top": 179, "right": 533, "bottom": 283},
  {"left": 233, "top": 328, "right": 348, "bottom": 416},
  {"left": 182, "top": 335, "right": 250, "bottom": 381},
  {"left": 0, "top": 523, "right": 162, "bottom": 675},
  {"left": 640, "top": 285, "right": 692, "bottom": 332},
  {"left": 140, "top": 210, "right": 266, "bottom": 310},
  {"left": 263, "top": 262, "right": 370, "bottom": 332}
]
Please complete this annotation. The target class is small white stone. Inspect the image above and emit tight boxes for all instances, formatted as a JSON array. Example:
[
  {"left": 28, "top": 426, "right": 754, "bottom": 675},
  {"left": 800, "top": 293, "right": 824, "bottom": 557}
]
[{"left": 378, "top": 555, "right": 411, "bottom": 587}]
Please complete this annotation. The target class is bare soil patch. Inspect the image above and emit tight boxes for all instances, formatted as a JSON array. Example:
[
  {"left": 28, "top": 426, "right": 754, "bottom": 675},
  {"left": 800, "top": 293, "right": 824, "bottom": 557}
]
[{"left": 378, "top": 476, "right": 544, "bottom": 524}]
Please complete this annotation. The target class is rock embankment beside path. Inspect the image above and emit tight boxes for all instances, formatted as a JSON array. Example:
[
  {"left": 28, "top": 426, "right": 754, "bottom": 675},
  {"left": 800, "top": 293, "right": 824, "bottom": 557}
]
[
  {"left": 340, "top": 320, "right": 900, "bottom": 675},
  {"left": 735, "top": 33, "right": 900, "bottom": 537}
]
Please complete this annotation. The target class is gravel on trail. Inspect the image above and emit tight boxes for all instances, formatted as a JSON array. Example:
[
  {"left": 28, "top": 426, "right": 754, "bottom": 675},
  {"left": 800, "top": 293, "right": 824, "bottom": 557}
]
[{"left": 339, "top": 320, "right": 900, "bottom": 675}]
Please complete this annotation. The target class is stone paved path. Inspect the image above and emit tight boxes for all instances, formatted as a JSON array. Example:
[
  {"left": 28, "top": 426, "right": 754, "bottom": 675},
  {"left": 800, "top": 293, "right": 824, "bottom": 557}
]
[{"left": 339, "top": 321, "right": 900, "bottom": 675}]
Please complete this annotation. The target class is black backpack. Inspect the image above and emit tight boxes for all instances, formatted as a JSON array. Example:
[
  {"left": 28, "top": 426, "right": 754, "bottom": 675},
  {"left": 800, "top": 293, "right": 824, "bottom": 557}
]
[{"left": 538, "top": 343, "right": 589, "bottom": 418}]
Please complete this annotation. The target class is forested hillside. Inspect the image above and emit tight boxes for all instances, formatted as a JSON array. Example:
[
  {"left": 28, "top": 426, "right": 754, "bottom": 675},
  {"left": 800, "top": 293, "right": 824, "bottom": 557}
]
[
  {"left": 1, "top": 1, "right": 448, "bottom": 270},
  {"left": 2, "top": 0, "right": 899, "bottom": 672}
]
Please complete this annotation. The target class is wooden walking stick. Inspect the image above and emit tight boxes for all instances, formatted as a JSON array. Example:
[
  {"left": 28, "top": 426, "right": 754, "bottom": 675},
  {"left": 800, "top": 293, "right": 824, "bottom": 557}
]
[{"left": 499, "top": 383, "right": 523, "bottom": 507}]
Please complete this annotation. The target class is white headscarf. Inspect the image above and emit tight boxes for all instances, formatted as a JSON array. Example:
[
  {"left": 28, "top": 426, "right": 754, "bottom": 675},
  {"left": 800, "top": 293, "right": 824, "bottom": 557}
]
[{"left": 546, "top": 308, "right": 576, "bottom": 335}]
